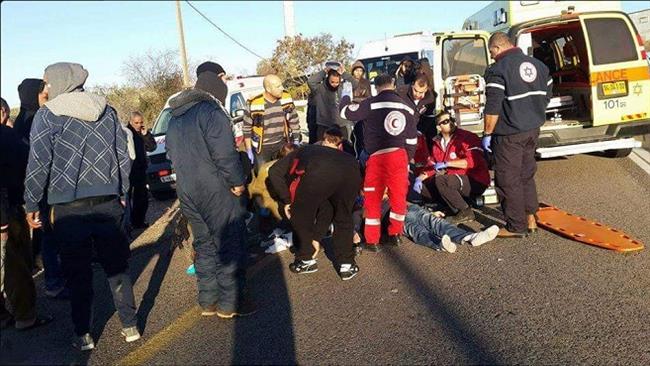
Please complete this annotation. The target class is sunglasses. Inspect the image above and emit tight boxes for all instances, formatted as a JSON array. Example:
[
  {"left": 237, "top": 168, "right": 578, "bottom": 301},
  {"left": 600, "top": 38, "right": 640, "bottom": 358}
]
[{"left": 437, "top": 119, "right": 452, "bottom": 126}]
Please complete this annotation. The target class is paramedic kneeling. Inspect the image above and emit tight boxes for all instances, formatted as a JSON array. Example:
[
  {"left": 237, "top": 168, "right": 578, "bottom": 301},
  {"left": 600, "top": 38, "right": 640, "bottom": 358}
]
[{"left": 482, "top": 32, "right": 552, "bottom": 238}]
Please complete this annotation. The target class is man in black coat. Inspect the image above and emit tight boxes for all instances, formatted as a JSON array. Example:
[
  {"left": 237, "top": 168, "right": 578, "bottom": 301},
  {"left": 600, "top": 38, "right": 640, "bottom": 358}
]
[
  {"left": 127, "top": 111, "right": 156, "bottom": 229},
  {"left": 165, "top": 61, "right": 255, "bottom": 318},
  {"left": 13, "top": 78, "right": 48, "bottom": 143}
]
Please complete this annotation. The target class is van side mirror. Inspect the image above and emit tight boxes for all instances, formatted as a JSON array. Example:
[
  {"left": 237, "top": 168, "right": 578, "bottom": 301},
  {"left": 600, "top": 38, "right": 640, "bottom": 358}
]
[
  {"left": 231, "top": 109, "right": 246, "bottom": 118},
  {"left": 517, "top": 33, "right": 533, "bottom": 56}
]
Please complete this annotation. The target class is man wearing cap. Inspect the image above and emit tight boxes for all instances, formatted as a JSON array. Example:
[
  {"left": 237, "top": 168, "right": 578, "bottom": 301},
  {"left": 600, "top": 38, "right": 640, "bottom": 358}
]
[
  {"left": 482, "top": 32, "right": 552, "bottom": 237},
  {"left": 165, "top": 61, "right": 255, "bottom": 319},
  {"left": 23, "top": 62, "right": 139, "bottom": 350},
  {"left": 414, "top": 112, "right": 490, "bottom": 224},
  {"left": 243, "top": 74, "right": 301, "bottom": 171}
]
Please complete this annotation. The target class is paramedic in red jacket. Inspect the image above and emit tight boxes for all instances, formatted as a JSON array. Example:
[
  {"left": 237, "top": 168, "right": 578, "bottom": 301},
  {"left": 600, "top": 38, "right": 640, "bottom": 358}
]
[
  {"left": 414, "top": 112, "right": 490, "bottom": 224},
  {"left": 339, "top": 74, "right": 416, "bottom": 251}
]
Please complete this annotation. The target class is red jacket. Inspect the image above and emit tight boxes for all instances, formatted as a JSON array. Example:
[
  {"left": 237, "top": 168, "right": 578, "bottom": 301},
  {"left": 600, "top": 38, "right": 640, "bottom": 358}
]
[{"left": 420, "top": 128, "right": 490, "bottom": 187}]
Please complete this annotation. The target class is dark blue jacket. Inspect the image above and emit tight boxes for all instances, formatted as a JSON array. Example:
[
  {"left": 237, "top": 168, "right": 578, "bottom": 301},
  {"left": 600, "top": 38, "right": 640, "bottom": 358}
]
[
  {"left": 484, "top": 48, "right": 552, "bottom": 136},
  {"left": 165, "top": 90, "right": 245, "bottom": 218}
]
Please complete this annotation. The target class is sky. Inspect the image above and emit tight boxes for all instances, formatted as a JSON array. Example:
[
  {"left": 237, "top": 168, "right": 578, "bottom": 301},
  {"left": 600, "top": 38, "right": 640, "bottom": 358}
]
[{"left": 1, "top": 0, "right": 648, "bottom": 107}]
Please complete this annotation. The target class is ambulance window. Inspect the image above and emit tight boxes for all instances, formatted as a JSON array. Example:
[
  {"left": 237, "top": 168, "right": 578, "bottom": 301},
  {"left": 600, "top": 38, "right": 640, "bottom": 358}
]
[
  {"left": 442, "top": 38, "right": 489, "bottom": 79},
  {"left": 584, "top": 18, "right": 638, "bottom": 65},
  {"left": 229, "top": 92, "right": 246, "bottom": 113}
]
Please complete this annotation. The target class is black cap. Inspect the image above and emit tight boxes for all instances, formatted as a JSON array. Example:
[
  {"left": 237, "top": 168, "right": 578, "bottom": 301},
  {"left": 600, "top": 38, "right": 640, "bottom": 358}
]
[{"left": 196, "top": 62, "right": 225, "bottom": 77}]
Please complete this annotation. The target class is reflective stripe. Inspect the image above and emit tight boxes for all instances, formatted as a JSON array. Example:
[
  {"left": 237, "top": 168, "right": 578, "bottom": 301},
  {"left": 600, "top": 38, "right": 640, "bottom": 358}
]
[
  {"left": 506, "top": 91, "right": 548, "bottom": 101},
  {"left": 371, "top": 147, "right": 400, "bottom": 156},
  {"left": 250, "top": 104, "right": 265, "bottom": 111},
  {"left": 340, "top": 105, "right": 349, "bottom": 119},
  {"left": 370, "top": 102, "right": 414, "bottom": 115},
  {"left": 467, "top": 146, "right": 483, "bottom": 152},
  {"left": 363, "top": 187, "right": 375, "bottom": 192},
  {"left": 547, "top": 79, "right": 553, "bottom": 86},
  {"left": 389, "top": 212, "right": 405, "bottom": 221},
  {"left": 486, "top": 83, "right": 505, "bottom": 90},
  {"left": 280, "top": 98, "right": 293, "bottom": 105},
  {"left": 365, "top": 218, "right": 381, "bottom": 225},
  {"left": 406, "top": 138, "right": 418, "bottom": 145},
  {"left": 455, "top": 174, "right": 464, "bottom": 190}
]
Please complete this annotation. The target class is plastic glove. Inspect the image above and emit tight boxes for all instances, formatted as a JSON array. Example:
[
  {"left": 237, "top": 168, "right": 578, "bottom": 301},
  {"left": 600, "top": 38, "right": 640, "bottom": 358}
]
[
  {"left": 413, "top": 177, "right": 424, "bottom": 194},
  {"left": 482, "top": 135, "right": 492, "bottom": 153},
  {"left": 246, "top": 148, "right": 255, "bottom": 164},
  {"left": 341, "top": 81, "right": 353, "bottom": 100},
  {"left": 434, "top": 162, "right": 448, "bottom": 171}
]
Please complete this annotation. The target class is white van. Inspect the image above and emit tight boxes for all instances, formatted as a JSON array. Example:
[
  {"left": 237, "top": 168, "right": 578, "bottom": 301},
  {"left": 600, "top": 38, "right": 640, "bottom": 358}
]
[
  {"left": 463, "top": 1, "right": 650, "bottom": 158},
  {"left": 146, "top": 77, "right": 265, "bottom": 198}
]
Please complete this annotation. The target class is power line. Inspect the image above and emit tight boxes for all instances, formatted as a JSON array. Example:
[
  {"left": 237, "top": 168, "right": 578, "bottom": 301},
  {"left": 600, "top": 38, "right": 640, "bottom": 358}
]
[{"left": 184, "top": 1, "right": 265, "bottom": 60}]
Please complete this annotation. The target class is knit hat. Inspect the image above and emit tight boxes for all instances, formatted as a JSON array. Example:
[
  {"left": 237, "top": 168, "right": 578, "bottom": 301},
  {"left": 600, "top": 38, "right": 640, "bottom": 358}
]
[
  {"left": 196, "top": 61, "right": 225, "bottom": 77},
  {"left": 195, "top": 62, "right": 228, "bottom": 104}
]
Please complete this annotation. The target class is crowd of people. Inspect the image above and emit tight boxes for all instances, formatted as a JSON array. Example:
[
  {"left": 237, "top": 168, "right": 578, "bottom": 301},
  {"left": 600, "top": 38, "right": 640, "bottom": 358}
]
[{"left": 0, "top": 31, "right": 551, "bottom": 351}]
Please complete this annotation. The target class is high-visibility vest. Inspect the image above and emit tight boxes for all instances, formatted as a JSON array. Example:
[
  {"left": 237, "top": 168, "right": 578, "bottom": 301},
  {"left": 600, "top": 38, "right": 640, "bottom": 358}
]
[{"left": 248, "top": 91, "right": 295, "bottom": 154}]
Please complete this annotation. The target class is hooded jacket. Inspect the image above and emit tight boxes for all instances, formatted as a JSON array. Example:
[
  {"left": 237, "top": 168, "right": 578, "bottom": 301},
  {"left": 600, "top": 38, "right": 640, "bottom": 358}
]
[
  {"left": 165, "top": 89, "right": 245, "bottom": 216},
  {"left": 307, "top": 69, "right": 358, "bottom": 129},
  {"left": 23, "top": 63, "right": 130, "bottom": 212},
  {"left": 14, "top": 78, "right": 42, "bottom": 142},
  {"left": 351, "top": 61, "right": 372, "bottom": 102}
]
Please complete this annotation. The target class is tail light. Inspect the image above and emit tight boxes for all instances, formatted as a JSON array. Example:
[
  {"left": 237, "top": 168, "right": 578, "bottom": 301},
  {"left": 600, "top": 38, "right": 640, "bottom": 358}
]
[
  {"left": 157, "top": 169, "right": 171, "bottom": 177},
  {"left": 636, "top": 34, "right": 647, "bottom": 60}
]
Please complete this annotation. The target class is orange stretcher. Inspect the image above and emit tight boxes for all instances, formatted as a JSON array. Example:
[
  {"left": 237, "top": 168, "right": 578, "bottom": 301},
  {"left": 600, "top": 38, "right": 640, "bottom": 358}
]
[{"left": 536, "top": 204, "right": 644, "bottom": 253}]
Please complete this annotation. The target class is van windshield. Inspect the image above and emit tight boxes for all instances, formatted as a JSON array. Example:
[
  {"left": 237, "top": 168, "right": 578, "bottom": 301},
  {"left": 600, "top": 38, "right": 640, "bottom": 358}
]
[
  {"left": 584, "top": 18, "right": 638, "bottom": 65},
  {"left": 441, "top": 38, "right": 489, "bottom": 79},
  {"left": 361, "top": 52, "right": 419, "bottom": 83},
  {"left": 152, "top": 109, "right": 172, "bottom": 136}
]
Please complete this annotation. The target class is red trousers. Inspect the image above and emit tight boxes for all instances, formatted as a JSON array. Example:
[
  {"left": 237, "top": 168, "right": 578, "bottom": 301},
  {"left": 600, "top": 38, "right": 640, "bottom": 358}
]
[{"left": 363, "top": 149, "right": 409, "bottom": 244}]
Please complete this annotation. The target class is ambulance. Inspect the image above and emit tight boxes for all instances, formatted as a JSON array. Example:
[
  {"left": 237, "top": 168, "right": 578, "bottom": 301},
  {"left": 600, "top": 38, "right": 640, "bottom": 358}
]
[{"left": 462, "top": 0, "right": 650, "bottom": 158}]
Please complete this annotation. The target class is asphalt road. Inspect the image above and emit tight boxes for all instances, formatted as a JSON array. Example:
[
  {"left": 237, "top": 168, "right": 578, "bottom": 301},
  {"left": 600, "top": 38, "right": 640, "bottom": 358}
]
[{"left": 1, "top": 153, "right": 649, "bottom": 365}]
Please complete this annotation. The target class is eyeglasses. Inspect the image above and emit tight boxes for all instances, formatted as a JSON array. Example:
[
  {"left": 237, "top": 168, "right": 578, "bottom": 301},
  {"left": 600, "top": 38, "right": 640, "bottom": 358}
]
[{"left": 437, "top": 119, "right": 451, "bottom": 125}]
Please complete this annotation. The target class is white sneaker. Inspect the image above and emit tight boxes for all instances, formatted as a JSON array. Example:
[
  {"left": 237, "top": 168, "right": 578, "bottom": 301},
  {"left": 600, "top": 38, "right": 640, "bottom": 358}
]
[
  {"left": 441, "top": 235, "right": 457, "bottom": 253},
  {"left": 121, "top": 326, "right": 141, "bottom": 343},
  {"left": 470, "top": 225, "right": 499, "bottom": 247}
]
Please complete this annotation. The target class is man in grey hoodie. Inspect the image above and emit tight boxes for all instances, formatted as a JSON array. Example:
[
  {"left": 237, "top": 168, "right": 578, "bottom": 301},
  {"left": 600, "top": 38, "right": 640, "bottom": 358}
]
[{"left": 23, "top": 62, "right": 140, "bottom": 350}]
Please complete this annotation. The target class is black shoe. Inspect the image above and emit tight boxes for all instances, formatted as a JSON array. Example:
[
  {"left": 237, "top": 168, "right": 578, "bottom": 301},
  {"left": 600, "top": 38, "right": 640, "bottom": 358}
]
[
  {"left": 362, "top": 243, "right": 382, "bottom": 253},
  {"left": 216, "top": 297, "right": 257, "bottom": 319},
  {"left": 381, "top": 235, "right": 403, "bottom": 247},
  {"left": 289, "top": 259, "right": 318, "bottom": 274},
  {"left": 338, "top": 263, "right": 359, "bottom": 281},
  {"left": 449, "top": 208, "right": 476, "bottom": 225}
]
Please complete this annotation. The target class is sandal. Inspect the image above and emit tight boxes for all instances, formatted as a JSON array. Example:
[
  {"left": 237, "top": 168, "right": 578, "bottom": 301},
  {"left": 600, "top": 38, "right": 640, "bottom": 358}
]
[{"left": 16, "top": 316, "right": 53, "bottom": 331}]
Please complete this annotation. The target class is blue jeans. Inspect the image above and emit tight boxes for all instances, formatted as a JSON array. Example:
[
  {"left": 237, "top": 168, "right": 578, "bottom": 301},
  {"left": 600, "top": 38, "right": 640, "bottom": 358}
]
[{"left": 404, "top": 204, "right": 470, "bottom": 249}]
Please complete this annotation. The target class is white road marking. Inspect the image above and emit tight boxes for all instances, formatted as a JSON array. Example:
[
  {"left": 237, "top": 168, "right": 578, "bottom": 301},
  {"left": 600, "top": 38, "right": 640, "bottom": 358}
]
[{"left": 630, "top": 148, "right": 650, "bottom": 176}]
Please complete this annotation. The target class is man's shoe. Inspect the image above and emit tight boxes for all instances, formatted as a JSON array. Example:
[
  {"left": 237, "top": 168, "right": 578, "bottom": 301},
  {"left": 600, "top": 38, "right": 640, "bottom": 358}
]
[
  {"left": 467, "top": 225, "right": 500, "bottom": 247},
  {"left": 289, "top": 259, "right": 318, "bottom": 274},
  {"left": 121, "top": 326, "right": 141, "bottom": 343},
  {"left": 45, "top": 286, "right": 70, "bottom": 300},
  {"left": 216, "top": 298, "right": 257, "bottom": 319},
  {"left": 353, "top": 243, "right": 363, "bottom": 257},
  {"left": 497, "top": 228, "right": 527, "bottom": 238},
  {"left": 338, "top": 263, "right": 359, "bottom": 281},
  {"left": 362, "top": 243, "right": 382, "bottom": 253},
  {"left": 382, "top": 235, "right": 402, "bottom": 247},
  {"left": 73, "top": 333, "right": 95, "bottom": 351},
  {"left": 201, "top": 304, "right": 219, "bottom": 316},
  {"left": 527, "top": 214, "right": 538, "bottom": 234},
  {"left": 449, "top": 208, "right": 476, "bottom": 225},
  {"left": 440, "top": 235, "right": 458, "bottom": 253}
]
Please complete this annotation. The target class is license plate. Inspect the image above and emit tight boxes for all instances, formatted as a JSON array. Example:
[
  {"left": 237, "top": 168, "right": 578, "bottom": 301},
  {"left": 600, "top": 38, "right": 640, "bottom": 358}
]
[
  {"left": 160, "top": 173, "right": 176, "bottom": 183},
  {"left": 599, "top": 80, "right": 627, "bottom": 98}
]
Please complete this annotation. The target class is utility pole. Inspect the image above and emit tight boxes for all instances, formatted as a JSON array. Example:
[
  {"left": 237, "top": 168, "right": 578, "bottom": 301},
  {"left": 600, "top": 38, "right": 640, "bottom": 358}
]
[
  {"left": 283, "top": 0, "right": 295, "bottom": 38},
  {"left": 176, "top": 0, "right": 191, "bottom": 88}
]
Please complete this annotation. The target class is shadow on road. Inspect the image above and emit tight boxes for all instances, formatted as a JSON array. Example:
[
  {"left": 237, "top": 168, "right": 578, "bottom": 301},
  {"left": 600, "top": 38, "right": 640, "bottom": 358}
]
[
  {"left": 231, "top": 254, "right": 296, "bottom": 365},
  {"left": 384, "top": 247, "right": 502, "bottom": 364}
]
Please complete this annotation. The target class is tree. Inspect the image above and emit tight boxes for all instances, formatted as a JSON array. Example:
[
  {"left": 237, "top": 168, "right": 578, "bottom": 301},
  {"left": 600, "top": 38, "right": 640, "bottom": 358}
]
[{"left": 256, "top": 33, "right": 355, "bottom": 99}]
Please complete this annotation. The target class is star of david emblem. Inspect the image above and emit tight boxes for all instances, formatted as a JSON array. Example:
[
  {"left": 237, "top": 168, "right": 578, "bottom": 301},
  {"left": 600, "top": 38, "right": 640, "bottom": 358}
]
[
  {"left": 524, "top": 67, "right": 534, "bottom": 77},
  {"left": 632, "top": 83, "right": 642, "bottom": 97}
]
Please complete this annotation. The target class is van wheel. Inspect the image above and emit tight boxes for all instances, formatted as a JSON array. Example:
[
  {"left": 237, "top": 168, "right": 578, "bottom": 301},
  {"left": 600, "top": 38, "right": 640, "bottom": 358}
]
[{"left": 603, "top": 148, "right": 632, "bottom": 158}]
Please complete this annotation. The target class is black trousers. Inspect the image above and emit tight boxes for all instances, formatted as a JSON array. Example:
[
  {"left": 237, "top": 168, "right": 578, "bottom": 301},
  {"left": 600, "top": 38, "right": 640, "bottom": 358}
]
[
  {"left": 290, "top": 161, "right": 361, "bottom": 266},
  {"left": 423, "top": 174, "right": 487, "bottom": 213},
  {"left": 492, "top": 128, "right": 540, "bottom": 233},
  {"left": 51, "top": 197, "right": 136, "bottom": 335},
  {"left": 254, "top": 142, "right": 283, "bottom": 173},
  {"left": 129, "top": 182, "right": 149, "bottom": 227}
]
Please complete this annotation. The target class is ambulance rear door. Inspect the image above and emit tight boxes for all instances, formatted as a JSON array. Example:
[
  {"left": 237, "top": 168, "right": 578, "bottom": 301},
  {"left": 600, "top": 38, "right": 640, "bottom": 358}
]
[{"left": 580, "top": 12, "right": 650, "bottom": 126}]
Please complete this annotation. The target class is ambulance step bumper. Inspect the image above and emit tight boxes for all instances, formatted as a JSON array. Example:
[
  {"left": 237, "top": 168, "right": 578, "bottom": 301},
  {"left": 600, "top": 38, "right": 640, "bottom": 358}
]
[{"left": 536, "top": 138, "right": 641, "bottom": 159}]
